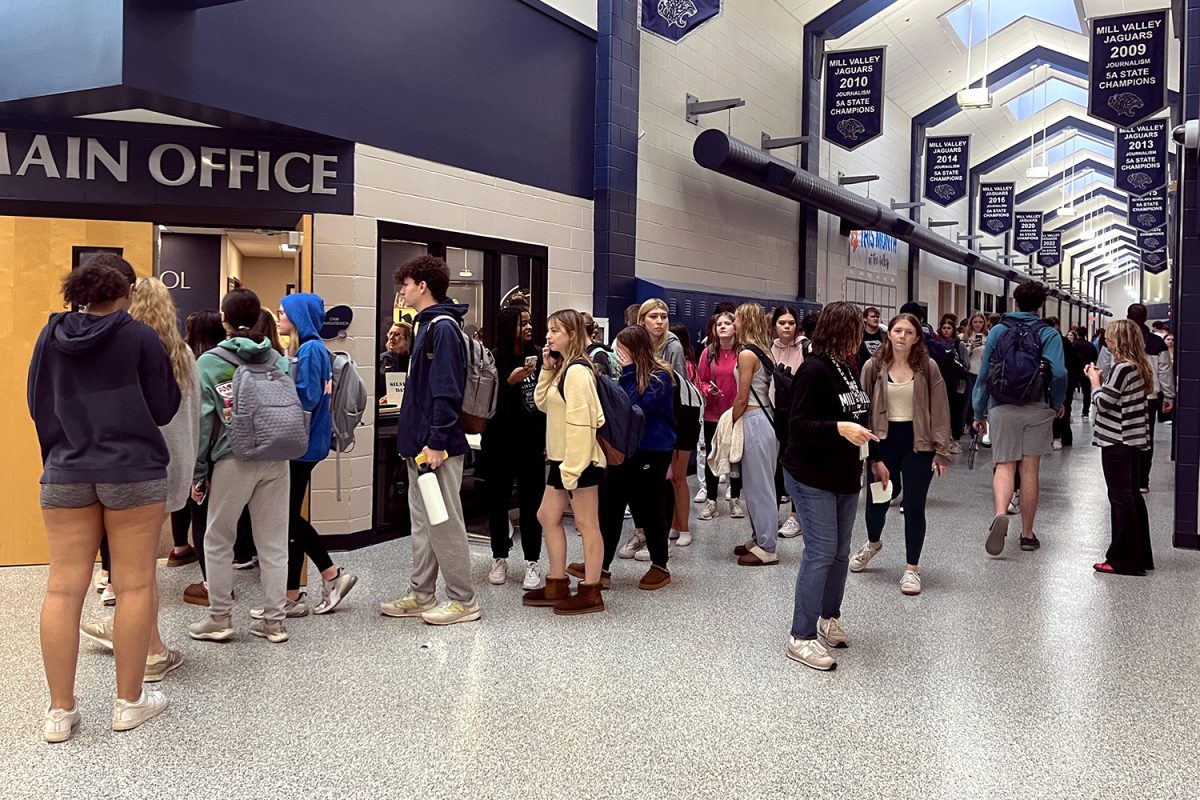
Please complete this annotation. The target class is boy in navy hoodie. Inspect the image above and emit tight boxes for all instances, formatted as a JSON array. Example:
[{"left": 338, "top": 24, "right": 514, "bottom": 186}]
[{"left": 379, "top": 256, "right": 480, "bottom": 625}]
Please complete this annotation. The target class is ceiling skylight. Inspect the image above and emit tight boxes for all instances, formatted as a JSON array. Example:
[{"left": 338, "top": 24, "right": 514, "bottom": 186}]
[
  {"left": 946, "top": 0, "right": 1083, "bottom": 47},
  {"left": 1046, "top": 137, "right": 1114, "bottom": 166},
  {"left": 1007, "top": 78, "right": 1088, "bottom": 121}
]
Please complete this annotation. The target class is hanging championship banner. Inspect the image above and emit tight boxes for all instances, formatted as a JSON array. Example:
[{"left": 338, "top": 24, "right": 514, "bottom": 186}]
[
  {"left": 979, "top": 182, "right": 1015, "bottom": 235},
  {"left": 1115, "top": 118, "right": 1168, "bottom": 195},
  {"left": 1138, "top": 227, "right": 1167, "bottom": 253},
  {"left": 1128, "top": 185, "right": 1168, "bottom": 231},
  {"left": 1089, "top": 9, "right": 1169, "bottom": 128},
  {"left": 923, "top": 135, "right": 969, "bottom": 207},
  {"left": 823, "top": 47, "right": 886, "bottom": 151},
  {"left": 1037, "top": 231, "right": 1062, "bottom": 269},
  {"left": 639, "top": 1, "right": 722, "bottom": 43},
  {"left": 1013, "top": 211, "right": 1043, "bottom": 255},
  {"left": 1143, "top": 250, "right": 1168, "bottom": 274}
]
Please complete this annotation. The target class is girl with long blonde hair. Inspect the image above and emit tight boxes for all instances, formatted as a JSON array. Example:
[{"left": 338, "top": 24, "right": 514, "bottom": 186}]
[
  {"left": 528, "top": 309, "right": 606, "bottom": 614},
  {"left": 1086, "top": 319, "right": 1154, "bottom": 576}
]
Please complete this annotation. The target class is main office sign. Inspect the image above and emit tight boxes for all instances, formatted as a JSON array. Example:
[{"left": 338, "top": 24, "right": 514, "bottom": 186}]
[
  {"left": 923, "top": 135, "right": 969, "bottom": 207},
  {"left": 0, "top": 119, "right": 354, "bottom": 214},
  {"left": 823, "top": 47, "right": 886, "bottom": 152},
  {"left": 1088, "top": 9, "right": 1169, "bottom": 128},
  {"left": 1115, "top": 118, "right": 1168, "bottom": 195}
]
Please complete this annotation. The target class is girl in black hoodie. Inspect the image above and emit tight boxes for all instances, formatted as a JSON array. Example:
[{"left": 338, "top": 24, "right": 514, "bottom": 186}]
[{"left": 28, "top": 256, "right": 180, "bottom": 741}]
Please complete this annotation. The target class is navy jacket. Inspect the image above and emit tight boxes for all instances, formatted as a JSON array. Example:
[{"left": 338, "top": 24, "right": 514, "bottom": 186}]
[
  {"left": 396, "top": 302, "right": 469, "bottom": 458},
  {"left": 28, "top": 310, "right": 180, "bottom": 484},
  {"left": 281, "top": 293, "right": 332, "bottom": 462},
  {"left": 619, "top": 364, "right": 677, "bottom": 452}
]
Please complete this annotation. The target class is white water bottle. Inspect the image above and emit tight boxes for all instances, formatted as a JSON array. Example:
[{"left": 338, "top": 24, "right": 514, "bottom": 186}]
[{"left": 415, "top": 452, "right": 449, "bottom": 526}]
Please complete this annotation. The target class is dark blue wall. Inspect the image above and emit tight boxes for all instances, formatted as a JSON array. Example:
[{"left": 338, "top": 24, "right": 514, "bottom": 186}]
[
  {"left": 121, "top": 0, "right": 596, "bottom": 198},
  {"left": 0, "top": 1, "right": 123, "bottom": 102}
]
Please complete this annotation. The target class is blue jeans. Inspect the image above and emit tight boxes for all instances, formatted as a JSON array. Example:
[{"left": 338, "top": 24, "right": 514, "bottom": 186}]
[{"left": 785, "top": 472, "right": 859, "bottom": 640}]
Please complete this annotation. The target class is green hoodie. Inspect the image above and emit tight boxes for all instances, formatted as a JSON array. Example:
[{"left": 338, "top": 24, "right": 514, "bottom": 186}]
[{"left": 194, "top": 337, "right": 291, "bottom": 481}]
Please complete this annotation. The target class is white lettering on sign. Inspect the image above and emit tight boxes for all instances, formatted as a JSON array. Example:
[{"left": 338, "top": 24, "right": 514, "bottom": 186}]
[
  {"left": 159, "top": 270, "right": 192, "bottom": 290},
  {"left": 274, "top": 152, "right": 311, "bottom": 193},
  {"left": 87, "top": 138, "right": 127, "bottom": 182},
  {"left": 312, "top": 154, "right": 338, "bottom": 195},
  {"left": 0, "top": 133, "right": 9, "bottom": 175},
  {"left": 199, "top": 146, "right": 226, "bottom": 188},
  {"left": 150, "top": 143, "right": 197, "bottom": 186},
  {"left": 228, "top": 148, "right": 254, "bottom": 190},
  {"left": 17, "top": 135, "right": 59, "bottom": 178}
]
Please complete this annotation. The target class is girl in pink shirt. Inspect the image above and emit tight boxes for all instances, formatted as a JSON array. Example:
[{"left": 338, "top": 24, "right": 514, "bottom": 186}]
[{"left": 696, "top": 312, "right": 742, "bottom": 520}]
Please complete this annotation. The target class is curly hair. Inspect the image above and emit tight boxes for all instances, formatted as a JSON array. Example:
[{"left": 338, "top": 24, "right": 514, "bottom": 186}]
[
  {"left": 130, "top": 278, "right": 196, "bottom": 392},
  {"left": 62, "top": 262, "right": 132, "bottom": 308}
]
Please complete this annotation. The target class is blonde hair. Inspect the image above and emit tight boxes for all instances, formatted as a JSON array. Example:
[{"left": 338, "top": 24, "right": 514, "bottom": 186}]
[
  {"left": 637, "top": 298, "right": 670, "bottom": 350},
  {"left": 546, "top": 309, "right": 591, "bottom": 372},
  {"left": 1106, "top": 320, "right": 1153, "bottom": 394},
  {"left": 734, "top": 303, "right": 772, "bottom": 353},
  {"left": 130, "top": 277, "right": 195, "bottom": 393}
]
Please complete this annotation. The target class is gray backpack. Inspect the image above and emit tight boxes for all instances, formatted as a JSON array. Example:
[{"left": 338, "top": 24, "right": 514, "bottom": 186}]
[
  {"left": 329, "top": 350, "right": 368, "bottom": 499},
  {"left": 209, "top": 348, "right": 310, "bottom": 462},
  {"left": 424, "top": 315, "right": 499, "bottom": 434}
]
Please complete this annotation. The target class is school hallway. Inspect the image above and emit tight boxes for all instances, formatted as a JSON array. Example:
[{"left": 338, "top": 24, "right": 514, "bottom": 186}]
[{"left": 1, "top": 420, "right": 1197, "bottom": 799}]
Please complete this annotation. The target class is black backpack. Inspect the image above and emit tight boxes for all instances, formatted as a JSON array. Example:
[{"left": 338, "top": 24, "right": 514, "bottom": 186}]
[
  {"left": 742, "top": 344, "right": 796, "bottom": 443},
  {"left": 925, "top": 330, "right": 966, "bottom": 386},
  {"left": 986, "top": 316, "right": 1049, "bottom": 406}
]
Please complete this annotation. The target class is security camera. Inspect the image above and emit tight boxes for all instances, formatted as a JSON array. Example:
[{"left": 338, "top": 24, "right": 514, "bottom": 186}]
[{"left": 1172, "top": 120, "right": 1200, "bottom": 148}]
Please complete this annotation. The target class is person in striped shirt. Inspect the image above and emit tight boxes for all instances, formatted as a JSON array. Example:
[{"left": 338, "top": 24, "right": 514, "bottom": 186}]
[{"left": 1085, "top": 320, "right": 1154, "bottom": 576}]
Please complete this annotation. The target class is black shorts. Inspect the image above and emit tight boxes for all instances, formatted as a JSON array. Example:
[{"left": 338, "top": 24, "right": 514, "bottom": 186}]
[
  {"left": 674, "top": 406, "right": 702, "bottom": 452},
  {"left": 547, "top": 461, "right": 603, "bottom": 491}
]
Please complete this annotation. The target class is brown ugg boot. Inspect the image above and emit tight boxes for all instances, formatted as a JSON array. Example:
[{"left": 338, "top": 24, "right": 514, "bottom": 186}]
[
  {"left": 522, "top": 576, "right": 571, "bottom": 607},
  {"left": 565, "top": 562, "right": 612, "bottom": 589},
  {"left": 553, "top": 581, "right": 604, "bottom": 615}
]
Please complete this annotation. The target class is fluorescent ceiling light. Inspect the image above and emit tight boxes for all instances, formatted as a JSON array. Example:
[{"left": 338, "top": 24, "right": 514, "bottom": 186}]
[
  {"left": 1057, "top": 206, "right": 1077, "bottom": 217},
  {"left": 957, "top": 88, "right": 992, "bottom": 109},
  {"left": 1026, "top": 166, "right": 1050, "bottom": 179}
]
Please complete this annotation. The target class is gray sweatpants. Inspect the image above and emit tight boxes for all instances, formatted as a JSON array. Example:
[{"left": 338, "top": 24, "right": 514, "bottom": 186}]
[
  {"left": 205, "top": 458, "right": 290, "bottom": 623},
  {"left": 741, "top": 409, "right": 780, "bottom": 553},
  {"left": 407, "top": 455, "right": 475, "bottom": 604}
]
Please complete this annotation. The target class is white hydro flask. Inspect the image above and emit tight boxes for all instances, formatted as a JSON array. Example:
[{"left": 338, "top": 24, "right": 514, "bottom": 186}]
[{"left": 415, "top": 451, "right": 449, "bottom": 526}]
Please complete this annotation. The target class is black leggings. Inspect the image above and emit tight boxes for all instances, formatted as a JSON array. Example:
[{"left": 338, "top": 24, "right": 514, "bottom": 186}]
[
  {"left": 600, "top": 449, "right": 673, "bottom": 570},
  {"left": 703, "top": 420, "right": 742, "bottom": 499},
  {"left": 865, "top": 422, "right": 934, "bottom": 565},
  {"left": 100, "top": 500, "right": 252, "bottom": 580},
  {"left": 287, "top": 460, "right": 334, "bottom": 592},
  {"left": 485, "top": 440, "right": 545, "bottom": 561}
]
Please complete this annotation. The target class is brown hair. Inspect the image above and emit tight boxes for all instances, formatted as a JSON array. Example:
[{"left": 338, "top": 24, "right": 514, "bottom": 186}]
[
  {"left": 734, "top": 303, "right": 772, "bottom": 353},
  {"left": 1105, "top": 320, "right": 1153, "bottom": 394},
  {"left": 811, "top": 302, "right": 862, "bottom": 362},
  {"left": 546, "top": 309, "right": 591, "bottom": 372},
  {"left": 615, "top": 325, "right": 674, "bottom": 395},
  {"left": 873, "top": 313, "right": 928, "bottom": 372}
]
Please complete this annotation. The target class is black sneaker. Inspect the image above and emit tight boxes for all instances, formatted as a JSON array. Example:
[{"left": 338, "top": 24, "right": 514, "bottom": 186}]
[{"left": 1019, "top": 534, "right": 1041, "bottom": 551}]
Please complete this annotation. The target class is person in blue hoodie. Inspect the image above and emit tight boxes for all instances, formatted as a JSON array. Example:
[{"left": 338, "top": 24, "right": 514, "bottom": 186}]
[
  {"left": 378, "top": 256, "right": 479, "bottom": 626},
  {"left": 973, "top": 281, "right": 1068, "bottom": 555},
  {"left": 597, "top": 325, "right": 677, "bottom": 591},
  {"left": 27, "top": 256, "right": 180, "bottom": 741},
  {"left": 276, "top": 293, "right": 358, "bottom": 617}
]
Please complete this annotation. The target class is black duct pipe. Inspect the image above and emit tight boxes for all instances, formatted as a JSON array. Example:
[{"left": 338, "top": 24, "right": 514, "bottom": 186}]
[{"left": 694, "top": 129, "right": 1051, "bottom": 292}]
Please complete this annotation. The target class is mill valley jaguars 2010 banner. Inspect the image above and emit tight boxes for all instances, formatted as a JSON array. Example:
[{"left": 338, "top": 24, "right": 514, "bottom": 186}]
[
  {"left": 1037, "top": 231, "right": 1062, "bottom": 269},
  {"left": 979, "top": 183, "right": 1016, "bottom": 236},
  {"left": 1115, "top": 118, "right": 1168, "bottom": 195},
  {"left": 1013, "top": 211, "right": 1043, "bottom": 255},
  {"left": 823, "top": 47, "right": 886, "bottom": 151},
  {"left": 640, "top": 0, "right": 722, "bottom": 43},
  {"left": 1089, "top": 10, "right": 1169, "bottom": 128},
  {"left": 1129, "top": 185, "right": 1168, "bottom": 231},
  {"left": 923, "top": 136, "right": 969, "bottom": 207}
]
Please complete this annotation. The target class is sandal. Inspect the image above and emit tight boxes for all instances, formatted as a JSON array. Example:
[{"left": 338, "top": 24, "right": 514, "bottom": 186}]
[{"left": 737, "top": 545, "right": 779, "bottom": 566}]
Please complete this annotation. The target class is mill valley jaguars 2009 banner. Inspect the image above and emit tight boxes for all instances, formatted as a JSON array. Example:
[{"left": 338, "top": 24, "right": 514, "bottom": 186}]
[
  {"left": 1129, "top": 185, "right": 1168, "bottom": 231},
  {"left": 979, "top": 183, "right": 1016, "bottom": 236},
  {"left": 823, "top": 47, "right": 886, "bottom": 151},
  {"left": 640, "top": 0, "right": 722, "bottom": 43},
  {"left": 923, "top": 136, "right": 969, "bottom": 207},
  {"left": 1115, "top": 118, "right": 1168, "bottom": 196},
  {"left": 1089, "top": 9, "right": 1169, "bottom": 128},
  {"left": 1037, "top": 231, "right": 1062, "bottom": 270},
  {"left": 1013, "top": 212, "right": 1043, "bottom": 255}
]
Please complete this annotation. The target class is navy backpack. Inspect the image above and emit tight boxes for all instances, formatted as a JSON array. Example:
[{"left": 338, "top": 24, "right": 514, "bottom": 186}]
[
  {"left": 986, "top": 316, "right": 1049, "bottom": 405},
  {"left": 557, "top": 358, "right": 644, "bottom": 466}
]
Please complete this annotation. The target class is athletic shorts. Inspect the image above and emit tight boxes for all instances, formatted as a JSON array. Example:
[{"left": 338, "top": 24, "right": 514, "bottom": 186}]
[
  {"left": 39, "top": 480, "right": 168, "bottom": 510},
  {"left": 546, "top": 461, "right": 603, "bottom": 491},
  {"left": 988, "top": 404, "right": 1056, "bottom": 463}
]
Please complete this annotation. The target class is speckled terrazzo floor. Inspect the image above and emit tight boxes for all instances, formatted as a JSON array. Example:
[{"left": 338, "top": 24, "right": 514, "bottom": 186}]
[{"left": 3, "top": 418, "right": 1199, "bottom": 799}]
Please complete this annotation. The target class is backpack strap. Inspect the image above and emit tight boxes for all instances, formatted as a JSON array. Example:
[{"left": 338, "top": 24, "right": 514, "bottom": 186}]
[
  {"left": 738, "top": 344, "right": 775, "bottom": 425},
  {"left": 556, "top": 358, "right": 595, "bottom": 399},
  {"left": 422, "top": 314, "right": 467, "bottom": 362},
  {"left": 207, "top": 346, "right": 246, "bottom": 368}
]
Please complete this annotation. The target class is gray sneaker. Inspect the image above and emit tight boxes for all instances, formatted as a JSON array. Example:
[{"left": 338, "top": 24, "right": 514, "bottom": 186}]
[
  {"left": 249, "top": 619, "right": 289, "bottom": 643},
  {"left": 420, "top": 600, "right": 482, "bottom": 626},
  {"left": 143, "top": 649, "right": 184, "bottom": 682},
  {"left": 380, "top": 591, "right": 436, "bottom": 618},
  {"left": 80, "top": 618, "right": 114, "bottom": 651},
  {"left": 250, "top": 593, "right": 310, "bottom": 620},
  {"left": 314, "top": 569, "right": 358, "bottom": 615},
  {"left": 188, "top": 614, "right": 234, "bottom": 642}
]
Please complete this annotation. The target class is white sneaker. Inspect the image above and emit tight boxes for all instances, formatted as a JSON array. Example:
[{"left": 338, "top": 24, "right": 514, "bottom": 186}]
[
  {"left": 719, "top": 474, "right": 728, "bottom": 484},
  {"left": 522, "top": 561, "right": 544, "bottom": 591},
  {"left": 1008, "top": 490, "right": 1021, "bottom": 515},
  {"left": 849, "top": 541, "right": 882, "bottom": 573},
  {"left": 693, "top": 487, "right": 708, "bottom": 504},
  {"left": 623, "top": 506, "right": 632, "bottom": 520},
  {"left": 817, "top": 616, "right": 848, "bottom": 648},
  {"left": 100, "top": 583, "right": 116, "bottom": 606},
  {"left": 1051, "top": 439, "right": 1063, "bottom": 451},
  {"left": 44, "top": 699, "right": 81, "bottom": 743},
  {"left": 112, "top": 689, "right": 168, "bottom": 732},
  {"left": 93, "top": 570, "right": 109, "bottom": 593},
  {"left": 778, "top": 517, "right": 802, "bottom": 538},
  {"left": 982, "top": 432, "right": 991, "bottom": 446},
  {"left": 668, "top": 528, "right": 679, "bottom": 541},
  {"left": 949, "top": 441, "right": 963, "bottom": 455},
  {"left": 729, "top": 498, "right": 746, "bottom": 518},
  {"left": 900, "top": 570, "right": 922, "bottom": 596},
  {"left": 617, "top": 531, "right": 647, "bottom": 559},
  {"left": 675, "top": 529, "right": 693, "bottom": 547},
  {"left": 488, "top": 558, "right": 508, "bottom": 585},
  {"left": 698, "top": 500, "right": 718, "bottom": 521},
  {"left": 725, "top": 486, "right": 732, "bottom": 501},
  {"left": 634, "top": 547, "right": 651, "bottom": 562},
  {"left": 786, "top": 637, "right": 836, "bottom": 671}
]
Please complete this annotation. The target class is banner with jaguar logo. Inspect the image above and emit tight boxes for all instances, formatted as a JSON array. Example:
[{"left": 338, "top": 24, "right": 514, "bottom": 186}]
[
  {"left": 640, "top": 0, "right": 721, "bottom": 43},
  {"left": 1088, "top": 9, "right": 1169, "bottom": 128},
  {"left": 823, "top": 47, "right": 887, "bottom": 152},
  {"left": 979, "top": 182, "right": 1016, "bottom": 236},
  {"left": 1115, "top": 118, "right": 1167, "bottom": 196}
]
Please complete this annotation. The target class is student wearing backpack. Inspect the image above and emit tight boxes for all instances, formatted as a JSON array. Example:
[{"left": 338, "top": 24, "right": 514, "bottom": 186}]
[
  {"left": 598, "top": 326, "right": 676, "bottom": 589},
  {"left": 730, "top": 303, "right": 781, "bottom": 567},
  {"left": 696, "top": 311, "right": 743, "bottom": 520},
  {"left": 484, "top": 305, "right": 547, "bottom": 590},
  {"left": 582, "top": 312, "right": 619, "bottom": 378},
  {"left": 849, "top": 313, "right": 951, "bottom": 596},
  {"left": 771, "top": 305, "right": 805, "bottom": 539},
  {"left": 937, "top": 315, "right": 968, "bottom": 452},
  {"left": 274, "top": 294, "right": 358, "bottom": 617},
  {"left": 188, "top": 289, "right": 299, "bottom": 644},
  {"left": 526, "top": 310, "right": 607, "bottom": 614},
  {"left": 378, "top": 256, "right": 480, "bottom": 626},
  {"left": 29, "top": 258, "right": 181, "bottom": 741},
  {"left": 663, "top": 322, "right": 701, "bottom": 546},
  {"left": 972, "top": 281, "right": 1067, "bottom": 556}
]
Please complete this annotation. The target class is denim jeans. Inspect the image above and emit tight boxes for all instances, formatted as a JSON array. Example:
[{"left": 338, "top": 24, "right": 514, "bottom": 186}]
[{"left": 785, "top": 472, "right": 859, "bottom": 640}]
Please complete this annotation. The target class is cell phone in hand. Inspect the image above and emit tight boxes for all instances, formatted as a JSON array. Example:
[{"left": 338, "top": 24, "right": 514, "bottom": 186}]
[
  {"left": 193, "top": 480, "right": 208, "bottom": 505},
  {"left": 525, "top": 355, "right": 538, "bottom": 369}
]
